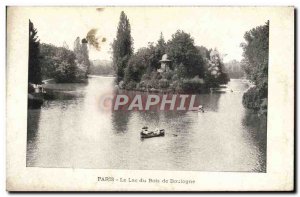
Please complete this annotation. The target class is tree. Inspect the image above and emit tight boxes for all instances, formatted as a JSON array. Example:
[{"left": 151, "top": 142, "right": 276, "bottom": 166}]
[
  {"left": 166, "top": 30, "right": 205, "bottom": 78},
  {"left": 28, "top": 20, "right": 42, "bottom": 84},
  {"left": 156, "top": 32, "right": 166, "bottom": 57},
  {"left": 204, "top": 49, "right": 229, "bottom": 87},
  {"left": 241, "top": 21, "right": 269, "bottom": 112},
  {"left": 197, "top": 46, "right": 210, "bottom": 60},
  {"left": 112, "top": 11, "right": 133, "bottom": 82},
  {"left": 242, "top": 21, "right": 269, "bottom": 95},
  {"left": 40, "top": 43, "right": 58, "bottom": 79},
  {"left": 153, "top": 32, "right": 167, "bottom": 71},
  {"left": 73, "top": 37, "right": 90, "bottom": 77},
  {"left": 40, "top": 43, "right": 86, "bottom": 83},
  {"left": 124, "top": 47, "right": 152, "bottom": 85},
  {"left": 54, "top": 47, "right": 78, "bottom": 83},
  {"left": 73, "top": 37, "right": 81, "bottom": 57},
  {"left": 81, "top": 38, "right": 90, "bottom": 77}
]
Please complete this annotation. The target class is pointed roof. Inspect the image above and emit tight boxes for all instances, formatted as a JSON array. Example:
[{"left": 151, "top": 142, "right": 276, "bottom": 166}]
[{"left": 159, "top": 54, "right": 171, "bottom": 62}]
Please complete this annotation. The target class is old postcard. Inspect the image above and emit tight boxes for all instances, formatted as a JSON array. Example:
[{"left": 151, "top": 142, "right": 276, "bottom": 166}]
[{"left": 6, "top": 6, "right": 294, "bottom": 191}]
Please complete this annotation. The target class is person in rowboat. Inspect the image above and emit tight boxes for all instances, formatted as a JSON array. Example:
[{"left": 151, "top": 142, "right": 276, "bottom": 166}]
[{"left": 154, "top": 128, "right": 160, "bottom": 135}]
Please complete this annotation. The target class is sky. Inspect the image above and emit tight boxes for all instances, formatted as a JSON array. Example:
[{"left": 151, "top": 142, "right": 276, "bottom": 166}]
[{"left": 27, "top": 7, "right": 269, "bottom": 63}]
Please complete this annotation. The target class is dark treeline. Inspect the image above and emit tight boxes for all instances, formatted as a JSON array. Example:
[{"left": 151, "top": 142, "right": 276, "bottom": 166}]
[
  {"left": 29, "top": 20, "right": 91, "bottom": 84},
  {"left": 112, "top": 11, "right": 229, "bottom": 93},
  {"left": 28, "top": 20, "right": 42, "bottom": 84},
  {"left": 241, "top": 21, "right": 269, "bottom": 114}
]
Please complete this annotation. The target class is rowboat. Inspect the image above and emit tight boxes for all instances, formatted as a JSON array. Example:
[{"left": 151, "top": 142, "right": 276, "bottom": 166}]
[{"left": 140, "top": 127, "right": 165, "bottom": 138}]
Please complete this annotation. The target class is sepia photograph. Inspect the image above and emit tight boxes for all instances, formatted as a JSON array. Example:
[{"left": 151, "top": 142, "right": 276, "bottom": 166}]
[
  {"left": 26, "top": 7, "right": 268, "bottom": 172},
  {"left": 6, "top": 6, "right": 294, "bottom": 191}
]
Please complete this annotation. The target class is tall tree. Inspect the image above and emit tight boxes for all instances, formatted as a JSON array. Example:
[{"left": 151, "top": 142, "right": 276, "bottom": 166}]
[
  {"left": 28, "top": 20, "right": 42, "bottom": 84},
  {"left": 81, "top": 38, "right": 90, "bottom": 77},
  {"left": 241, "top": 21, "right": 269, "bottom": 111},
  {"left": 73, "top": 37, "right": 81, "bottom": 56},
  {"left": 241, "top": 21, "right": 269, "bottom": 95},
  {"left": 73, "top": 37, "right": 90, "bottom": 77},
  {"left": 153, "top": 32, "right": 167, "bottom": 70},
  {"left": 205, "top": 49, "right": 229, "bottom": 87},
  {"left": 166, "top": 30, "right": 205, "bottom": 78},
  {"left": 157, "top": 32, "right": 166, "bottom": 53},
  {"left": 112, "top": 11, "right": 133, "bottom": 82}
]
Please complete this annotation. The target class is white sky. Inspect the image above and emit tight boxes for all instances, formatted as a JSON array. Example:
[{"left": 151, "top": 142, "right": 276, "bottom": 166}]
[{"left": 27, "top": 7, "right": 269, "bottom": 63}]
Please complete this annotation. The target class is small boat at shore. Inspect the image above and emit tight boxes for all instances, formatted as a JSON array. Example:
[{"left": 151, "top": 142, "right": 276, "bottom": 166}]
[{"left": 140, "top": 126, "right": 165, "bottom": 138}]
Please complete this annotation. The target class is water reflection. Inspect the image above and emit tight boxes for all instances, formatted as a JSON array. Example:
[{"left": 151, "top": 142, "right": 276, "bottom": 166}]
[
  {"left": 242, "top": 111, "right": 267, "bottom": 172},
  {"left": 27, "top": 77, "right": 267, "bottom": 172},
  {"left": 26, "top": 109, "right": 41, "bottom": 166},
  {"left": 111, "top": 110, "right": 132, "bottom": 133}
]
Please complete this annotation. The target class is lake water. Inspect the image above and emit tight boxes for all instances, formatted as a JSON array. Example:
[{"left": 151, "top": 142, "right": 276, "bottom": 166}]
[{"left": 27, "top": 76, "right": 267, "bottom": 172}]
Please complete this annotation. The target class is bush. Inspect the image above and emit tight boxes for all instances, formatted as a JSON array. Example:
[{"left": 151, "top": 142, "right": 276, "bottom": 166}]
[
  {"left": 159, "top": 79, "right": 170, "bottom": 89},
  {"left": 181, "top": 76, "right": 205, "bottom": 92},
  {"left": 54, "top": 61, "right": 77, "bottom": 83},
  {"left": 125, "top": 81, "right": 137, "bottom": 90},
  {"left": 161, "top": 69, "right": 174, "bottom": 80},
  {"left": 242, "top": 87, "right": 261, "bottom": 110},
  {"left": 148, "top": 79, "right": 159, "bottom": 89},
  {"left": 170, "top": 79, "right": 183, "bottom": 92}
]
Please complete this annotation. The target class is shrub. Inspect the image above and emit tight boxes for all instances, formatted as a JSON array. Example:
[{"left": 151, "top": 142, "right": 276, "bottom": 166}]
[
  {"left": 148, "top": 79, "right": 159, "bottom": 89},
  {"left": 170, "top": 79, "right": 183, "bottom": 92},
  {"left": 159, "top": 79, "right": 170, "bottom": 89},
  {"left": 125, "top": 81, "right": 137, "bottom": 90},
  {"left": 161, "top": 69, "right": 174, "bottom": 80},
  {"left": 242, "top": 87, "right": 261, "bottom": 110},
  {"left": 180, "top": 76, "right": 205, "bottom": 92}
]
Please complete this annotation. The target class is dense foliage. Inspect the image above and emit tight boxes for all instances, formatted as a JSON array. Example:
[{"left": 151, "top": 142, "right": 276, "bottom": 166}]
[
  {"left": 204, "top": 48, "right": 230, "bottom": 88},
  {"left": 112, "top": 14, "right": 229, "bottom": 93},
  {"left": 40, "top": 43, "right": 87, "bottom": 83},
  {"left": 241, "top": 21, "right": 269, "bottom": 113},
  {"left": 166, "top": 30, "right": 205, "bottom": 78},
  {"left": 28, "top": 20, "right": 42, "bottom": 84},
  {"left": 28, "top": 21, "right": 91, "bottom": 84}
]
